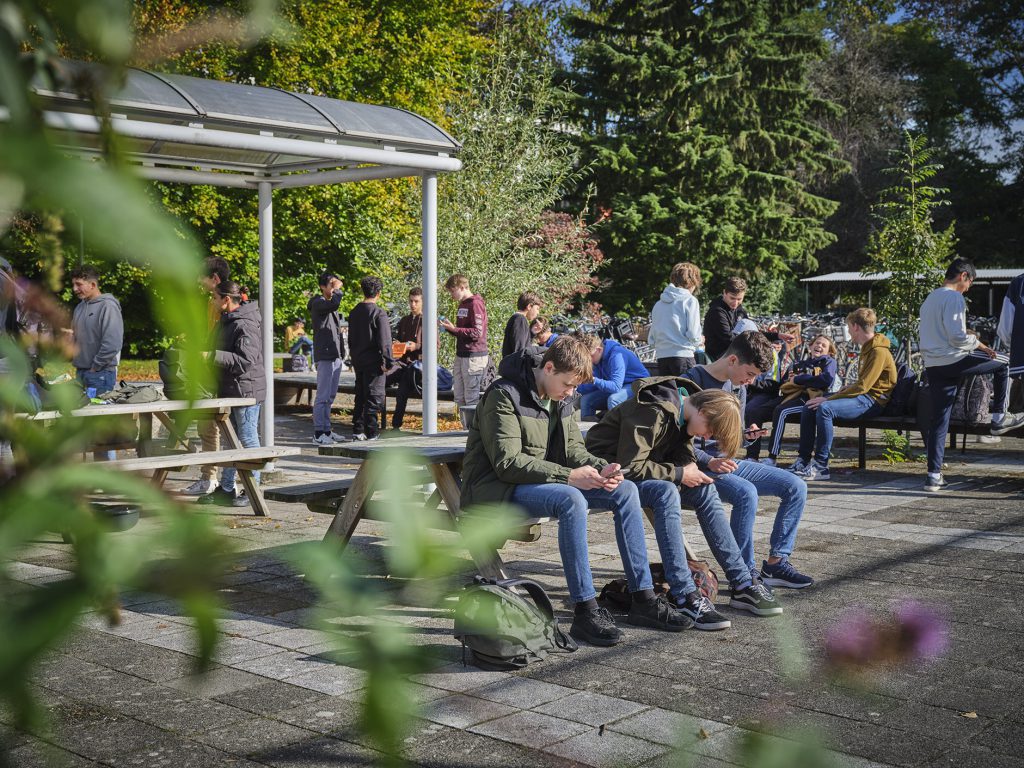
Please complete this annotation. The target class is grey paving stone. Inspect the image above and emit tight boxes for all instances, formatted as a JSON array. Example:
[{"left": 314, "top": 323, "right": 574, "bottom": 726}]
[
  {"left": 103, "top": 736, "right": 263, "bottom": 768},
  {"left": 57, "top": 715, "right": 172, "bottom": 763},
  {"left": 923, "top": 744, "right": 1024, "bottom": 768},
  {"left": 609, "top": 707, "right": 731, "bottom": 747},
  {"left": 401, "top": 720, "right": 573, "bottom": 768},
  {"left": 231, "top": 649, "right": 334, "bottom": 679},
  {"left": 543, "top": 727, "right": 669, "bottom": 767},
  {"left": 533, "top": 690, "right": 648, "bottom": 727},
  {"left": 1, "top": 736, "right": 100, "bottom": 768},
  {"left": 257, "top": 627, "right": 330, "bottom": 650},
  {"left": 410, "top": 662, "right": 509, "bottom": 692},
  {"left": 284, "top": 664, "right": 366, "bottom": 695},
  {"left": 252, "top": 736, "right": 383, "bottom": 768},
  {"left": 471, "top": 677, "right": 575, "bottom": 708},
  {"left": 214, "top": 680, "right": 329, "bottom": 716},
  {"left": 421, "top": 693, "right": 519, "bottom": 729},
  {"left": 879, "top": 700, "right": 995, "bottom": 741},
  {"left": 194, "top": 715, "right": 314, "bottom": 755},
  {"left": 111, "top": 685, "right": 252, "bottom": 735},
  {"left": 468, "top": 709, "right": 592, "bottom": 748},
  {"left": 165, "top": 667, "right": 268, "bottom": 698},
  {"left": 275, "top": 697, "right": 364, "bottom": 739}
]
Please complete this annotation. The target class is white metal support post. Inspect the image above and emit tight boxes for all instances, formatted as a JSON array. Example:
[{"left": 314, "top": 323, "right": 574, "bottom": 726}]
[
  {"left": 421, "top": 172, "right": 439, "bottom": 435},
  {"left": 258, "top": 181, "right": 275, "bottom": 447}
]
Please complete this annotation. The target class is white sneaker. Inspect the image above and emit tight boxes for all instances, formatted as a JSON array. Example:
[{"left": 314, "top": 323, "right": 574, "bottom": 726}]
[
  {"left": 181, "top": 478, "right": 215, "bottom": 496},
  {"left": 991, "top": 412, "right": 1024, "bottom": 436},
  {"left": 976, "top": 434, "right": 1001, "bottom": 444},
  {"left": 352, "top": 433, "right": 368, "bottom": 441},
  {"left": 789, "top": 458, "right": 809, "bottom": 473},
  {"left": 759, "top": 457, "right": 777, "bottom": 466},
  {"left": 329, "top": 431, "right": 350, "bottom": 443},
  {"left": 312, "top": 433, "right": 334, "bottom": 446}
]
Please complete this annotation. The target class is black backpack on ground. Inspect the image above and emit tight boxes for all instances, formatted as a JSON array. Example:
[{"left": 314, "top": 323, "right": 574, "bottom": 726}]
[{"left": 454, "top": 576, "right": 577, "bottom": 670}]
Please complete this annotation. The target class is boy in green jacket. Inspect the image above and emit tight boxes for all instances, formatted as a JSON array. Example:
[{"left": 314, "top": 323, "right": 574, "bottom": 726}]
[{"left": 462, "top": 335, "right": 691, "bottom": 646}]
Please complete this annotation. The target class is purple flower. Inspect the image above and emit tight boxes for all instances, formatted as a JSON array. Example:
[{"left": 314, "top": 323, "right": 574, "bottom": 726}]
[
  {"left": 825, "top": 601, "right": 949, "bottom": 672},
  {"left": 894, "top": 600, "right": 949, "bottom": 660},
  {"left": 824, "top": 609, "right": 878, "bottom": 666}
]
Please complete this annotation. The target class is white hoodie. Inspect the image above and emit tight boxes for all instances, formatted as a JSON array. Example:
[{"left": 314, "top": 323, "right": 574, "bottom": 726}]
[{"left": 649, "top": 284, "right": 702, "bottom": 359}]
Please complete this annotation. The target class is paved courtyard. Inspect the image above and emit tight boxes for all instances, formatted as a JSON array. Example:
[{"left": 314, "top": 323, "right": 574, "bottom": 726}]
[{"left": 3, "top": 411, "right": 1024, "bottom": 768}]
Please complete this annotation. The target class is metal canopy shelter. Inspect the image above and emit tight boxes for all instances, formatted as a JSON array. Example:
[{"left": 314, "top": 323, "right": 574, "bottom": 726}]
[
  {"left": 28, "top": 60, "right": 462, "bottom": 442},
  {"left": 800, "top": 269, "right": 1022, "bottom": 314}
]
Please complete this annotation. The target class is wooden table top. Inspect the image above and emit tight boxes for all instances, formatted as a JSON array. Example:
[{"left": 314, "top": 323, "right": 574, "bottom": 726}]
[
  {"left": 27, "top": 397, "right": 256, "bottom": 421},
  {"left": 318, "top": 431, "right": 469, "bottom": 463}
]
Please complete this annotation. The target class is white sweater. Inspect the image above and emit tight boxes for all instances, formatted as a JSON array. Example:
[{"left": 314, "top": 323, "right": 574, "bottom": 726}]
[
  {"left": 650, "top": 284, "right": 702, "bottom": 359},
  {"left": 919, "top": 285, "right": 979, "bottom": 367}
]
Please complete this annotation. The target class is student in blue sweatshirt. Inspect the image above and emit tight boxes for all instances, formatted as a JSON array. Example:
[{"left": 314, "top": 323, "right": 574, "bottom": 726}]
[{"left": 575, "top": 335, "right": 650, "bottom": 418}]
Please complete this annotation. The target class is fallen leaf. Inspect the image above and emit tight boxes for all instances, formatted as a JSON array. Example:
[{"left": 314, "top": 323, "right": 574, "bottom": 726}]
[
  {"left": 960, "top": 711, "right": 978, "bottom": 719},
  {"left": 225, "top": 632, "right": 244, "bottom": 638},
  {"left": 698, "top": 728, "right": 710, "bottom": 740}
]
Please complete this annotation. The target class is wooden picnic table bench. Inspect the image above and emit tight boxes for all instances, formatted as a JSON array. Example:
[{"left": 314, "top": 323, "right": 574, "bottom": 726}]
[{"left": 274, "top": 371, "right": 455, "bottom": 415}]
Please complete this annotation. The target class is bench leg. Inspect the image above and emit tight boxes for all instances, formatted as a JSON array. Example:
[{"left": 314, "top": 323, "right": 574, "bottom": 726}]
[
  {"left": 429, "top": 462, "right": 507, "bottom": 579},
  {"left": 325, "top": 465, "right": 372, "bottom": 544},
  {"left": 237, "top": 469, "right": 268, "bottom": 517},
  {"left": 858, "top": 427, "right": 867, "bottom": 470}
]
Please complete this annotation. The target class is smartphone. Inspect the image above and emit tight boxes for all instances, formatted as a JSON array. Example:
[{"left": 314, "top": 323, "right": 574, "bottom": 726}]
[{"left": 438, "top": 315, "right": 447, "bottom": 324}]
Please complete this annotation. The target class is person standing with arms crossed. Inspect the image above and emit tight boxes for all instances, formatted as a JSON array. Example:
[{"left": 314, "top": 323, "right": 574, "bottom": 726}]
[
  {"left": 309, "top": 272, "right": 347, "bottom": 446},
  {"left": 441, "top": 274, "right": 488, "bottom": 429}
]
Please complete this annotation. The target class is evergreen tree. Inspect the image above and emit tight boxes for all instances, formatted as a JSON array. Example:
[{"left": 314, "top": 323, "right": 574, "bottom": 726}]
[
  {"left": 563, "top": 0, "right": 847, "bottom": 311},
  {"left": 862, "top": 131, "right": 955, "bottom": 353}
]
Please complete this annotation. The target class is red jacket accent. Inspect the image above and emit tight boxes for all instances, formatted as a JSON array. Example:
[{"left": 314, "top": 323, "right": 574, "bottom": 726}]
[{"left": 450, "top": 294, "right": 488, "bottom": 357}]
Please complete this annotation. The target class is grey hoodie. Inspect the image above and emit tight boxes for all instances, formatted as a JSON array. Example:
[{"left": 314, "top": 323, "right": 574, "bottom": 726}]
[
  {"left": 72, "top": 293, "right": 123, "bottom": 371},
  {"left": 649, "top": 283, "right": 702, "bottom": 359}
]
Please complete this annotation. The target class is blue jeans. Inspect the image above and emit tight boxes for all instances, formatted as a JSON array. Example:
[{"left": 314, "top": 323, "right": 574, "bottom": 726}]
[
  {"left": 798, "top": 394, "right": 882, "bottom": 466},
  {"left": 509, "top": 479, "right": 651, "bottom": 604},
  {"left": 580, "top": 387, "right": 631, "bottom": 418},
  {"left": 634, "top": 479, "right": 697, "bottom": 598},
  {"left": 289, "top": 336, "right": 314, "bottom": 355},
  {"left": 313, "top": 358, "right": 343, "bottom": 433},
  {"left": 221, "top": 404, "right": 261, "bottom": 492},
  {"left": 711, "top": 460, "right": 807, "bottom": 576},
  {"left": 77, "top": 368, "right": 118, "bottom": 460},
  {"left": 678, "top": 482, "right": 752, "bottom": 589},
  {"left": 925, "top": 351, "right": 1010, "bottom": 474}
]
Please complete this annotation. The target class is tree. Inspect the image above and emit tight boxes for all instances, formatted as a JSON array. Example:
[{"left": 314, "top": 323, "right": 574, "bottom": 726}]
[
  {"left": 862, "top": 131, "right": 955, "bottom": 350},
  {"left": 563, "top": 0, "right": 847, "bottom": 312}
]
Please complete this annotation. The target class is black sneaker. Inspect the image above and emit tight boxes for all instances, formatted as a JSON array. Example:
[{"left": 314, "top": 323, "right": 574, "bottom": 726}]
[
  {"left": 196, "top": 486, "right": 238, "bottom": 506},
  {"left": 759, "top": 558, "right": 814, "bottom": 589},
  {"left": 627, "top": 593, "right": 693, "bottom": 632},
  {"left": 729, "top": 582, "right": 783, "bottom": 616},
  {"left": 231, "top": 492, "right": 251, "bottom": 508},
  {"left": 679, "top": 592, "right": 731, "bottom": 631},
  {"left": 570, "top": 606, "right": 624, "bottom": 647}
]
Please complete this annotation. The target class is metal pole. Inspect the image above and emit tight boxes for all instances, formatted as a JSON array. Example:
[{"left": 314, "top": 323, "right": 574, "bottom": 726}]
[
  {"left": 258, "top": 181, "right": 275, "bottom": 447},
  {"left": 989, "top": 286, "right": 993, "bottom": 316},
  {"left": 421, "top": 172, "right": 438, "bottom": 435},
  {"left": 868, "top": 287, "right": 872, "bottom": 308},
  {"left": 804, "top": 284, "right": 809, "bottom": 314}
]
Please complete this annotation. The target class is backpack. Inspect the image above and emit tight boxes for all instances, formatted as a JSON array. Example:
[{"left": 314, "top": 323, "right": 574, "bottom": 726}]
[
  {"left": 288, "top": 353, "right": 310, "bottom": 373},
  {"left": 454, "top": 576, "right": 577, "bottom": 670},
  {"left": 96, "top": 382, "right": 164, "bottom": 405},
  {"left": 883, "top": 363, "right": 919, "bottom": 417},
  {"left": 952, "top": 373, "right": 993, "bottom": 425},
  {"left": 598, "top": 560, "right": 719, "bottom": 610},
  {"left": 159, "top": 348, "right": 214, "bottom": 400},
  {"left": 410, "top": 362, "right": 455, "bottom": 394}
]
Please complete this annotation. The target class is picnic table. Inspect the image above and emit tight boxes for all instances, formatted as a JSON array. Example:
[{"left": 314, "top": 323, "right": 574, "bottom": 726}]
[
  {"left": 28, "top": 397, "right": 298, "bottom": 517},
  {"left": 274, "top": 370, "right": 454, "bottom": 415}
]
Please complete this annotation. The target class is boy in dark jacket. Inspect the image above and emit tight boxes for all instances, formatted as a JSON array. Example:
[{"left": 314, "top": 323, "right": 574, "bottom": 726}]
[
  {"left": 388, "top": 287, "right": 424, "bottom": 430},
  {"left": 586, "top": 378, "right": 782, "bottom": 621},
  {"left": 197, "top": 281, "right": 265, "bottom": 508},
  {"left": 501, "top": 291, "right": 542, "bottom": 359},
  {"left": 462, "top": 335, "right": 691, "bottom": 646},
  {"left": 347, "top": 276, "right": 393, "bottom": 440},
  {"left": 703, "top": 276, "right": 748, "bottom": 360},
  {"left": 308, "top": 272, "right": 346, "bottom": 445}
]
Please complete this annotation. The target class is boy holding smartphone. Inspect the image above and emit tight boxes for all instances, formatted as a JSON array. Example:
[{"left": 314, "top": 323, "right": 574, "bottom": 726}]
[
  {"left": 685, "top": 332, "right": 815, "bottom": 590},
  {"left": 461, "top": 335, "right": 691, "bottom": 646}
]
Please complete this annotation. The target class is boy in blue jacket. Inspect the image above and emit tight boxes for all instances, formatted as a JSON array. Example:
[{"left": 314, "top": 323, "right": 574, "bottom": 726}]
[{"left": 575, "top": 335, "right": 649, "bottom": 418}]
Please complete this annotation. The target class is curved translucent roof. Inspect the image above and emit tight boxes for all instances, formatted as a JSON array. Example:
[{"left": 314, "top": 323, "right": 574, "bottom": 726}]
[
  {"left": 28, "top": 60, "right": 461, "bottom": 187},
  {"left": 35, "top": 60, "right": 460, "bottom": 153}
]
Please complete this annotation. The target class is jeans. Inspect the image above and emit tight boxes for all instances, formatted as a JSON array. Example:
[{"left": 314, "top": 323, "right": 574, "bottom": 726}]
[
  {"left": 710, "top": 459, "right": 807, "bottom": 576},
  {"left": 509, "top": 479, "right": 651, "bottom": 604},
  {"left": 221, "top": 403, "right": 261, "bottom": 492},
  {"left": 580, "top": 387, "right": 631, "bottom": 418},
  {"left": 678, "top": 483, "right": 752, "bottom": 588},
  {"left": 353, "top": 365, "right": 386, "bottom": 438},
  {"left": 925, "top": 351, "right": 1010, "bottom": 474},
  {"left": 798, "top": 394, "right": 882, "bottom": 466},
  {"left": 656, "top": 357, "right": 695, "bottom": 376},
  {"left": 634, "top": 479, "right": 697, "bottom": 598},
  {"left": 289, "top": 335, "right": 314, "bottom": 355},
  {"left": 313, "top": 358, "right": 343, "bottom": 433},
  {"left": 78, "top": 368, "right": 118, "bottom": 461}
]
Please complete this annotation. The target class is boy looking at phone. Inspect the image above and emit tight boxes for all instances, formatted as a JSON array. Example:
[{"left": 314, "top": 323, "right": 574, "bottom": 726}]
[
  {"left": 461, "top": 335, "right": 691, "bottom": 646},
  {"left": 685, "top": 332, "right": 815, "bottom": 591}
]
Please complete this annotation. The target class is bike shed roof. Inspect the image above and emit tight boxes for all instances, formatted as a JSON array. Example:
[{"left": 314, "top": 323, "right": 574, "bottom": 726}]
[
  {"left": 801, "top": 270, "right": 1021, "bottom": 285},
  {"left": 28, "top": 59, "right": 462, "bottom": 188}
]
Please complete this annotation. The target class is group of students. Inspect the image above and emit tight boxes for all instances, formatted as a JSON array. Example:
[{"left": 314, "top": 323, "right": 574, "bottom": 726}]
[{"left": 459, "top": 256, "right": 1024, "bottom": 644}]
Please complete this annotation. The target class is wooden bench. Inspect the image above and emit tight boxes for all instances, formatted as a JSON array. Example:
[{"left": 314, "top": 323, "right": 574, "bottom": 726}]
[
  {"left": 274, "top": 372, "right": 455, "bottom": 420},
  {"left": 109, "top": 446, "right": 300, "bottom": 517},
  {"left": 264, "top": 478, "right": 355, "bottom": 516}
]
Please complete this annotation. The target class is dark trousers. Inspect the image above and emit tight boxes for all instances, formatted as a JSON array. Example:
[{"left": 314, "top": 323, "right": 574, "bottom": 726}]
[
  {"left": 925, "top": 351, "right": 1009, "bottom": 474},
  {"left": 656, "top": 356, "right": 695, "bottom": 376},
  {"left": 353, "top": 365, "right": 386, "bottom": 438},
  {"left": 744, "top": 392, "right": 783, "bottom": 459},
  {"left": 385, "top": 364, "right": 418, "bottom": 429}
]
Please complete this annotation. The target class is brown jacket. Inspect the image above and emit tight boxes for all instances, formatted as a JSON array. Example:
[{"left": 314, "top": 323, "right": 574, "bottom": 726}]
[
  {"left": 829, "top": 333, "right": 897, "bottom": 404},
  {"left": 584, "top": 376, "right": 701, "bottom": 483}
]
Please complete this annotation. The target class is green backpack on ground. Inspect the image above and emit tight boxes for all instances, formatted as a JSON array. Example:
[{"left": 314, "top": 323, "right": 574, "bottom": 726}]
[{"left": 454, "top": 576, "right": 578, "bottom": 670}]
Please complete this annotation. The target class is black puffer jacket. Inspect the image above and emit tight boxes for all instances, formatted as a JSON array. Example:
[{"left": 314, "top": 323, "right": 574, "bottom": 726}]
[{"left": 214, "top": 301, "right": 266, "bottom": 401}]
